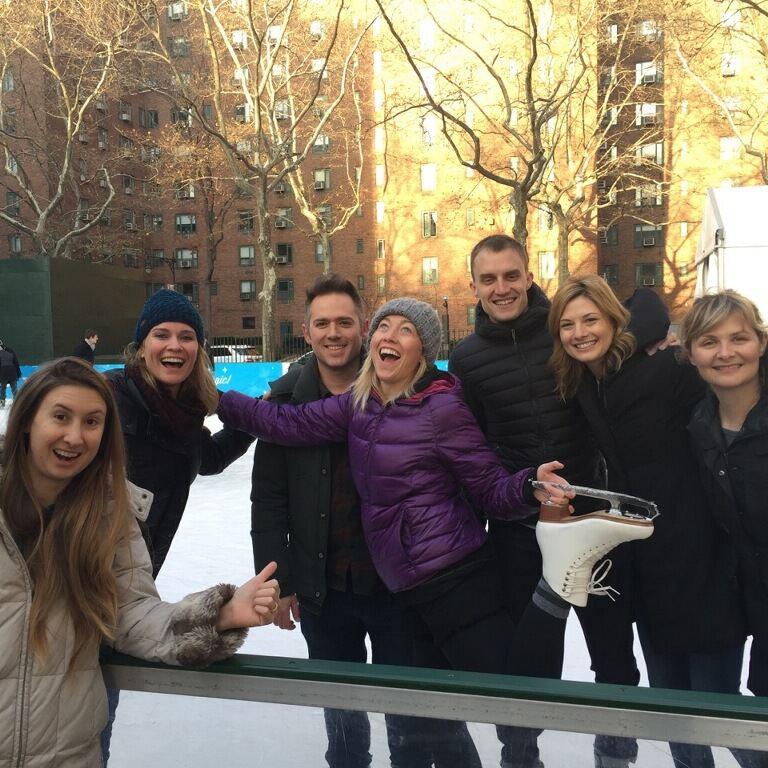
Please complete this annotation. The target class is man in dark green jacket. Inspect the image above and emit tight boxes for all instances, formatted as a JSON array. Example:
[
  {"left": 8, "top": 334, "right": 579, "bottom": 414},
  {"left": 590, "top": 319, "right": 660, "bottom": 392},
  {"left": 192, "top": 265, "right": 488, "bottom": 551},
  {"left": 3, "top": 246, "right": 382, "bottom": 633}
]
[{"left": 251, "top": 273, "right": 479, "bottom": 768}]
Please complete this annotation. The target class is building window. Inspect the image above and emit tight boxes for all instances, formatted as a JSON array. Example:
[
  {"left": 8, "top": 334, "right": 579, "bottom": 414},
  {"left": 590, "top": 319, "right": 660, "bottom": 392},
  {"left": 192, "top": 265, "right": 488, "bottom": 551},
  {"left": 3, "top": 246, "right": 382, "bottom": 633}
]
[
  {"left": 377, "top": 275, "right": 386, "bottom": 295},
  {"left": 721, "top": 52, "right": 739, "bottom": 77},
  {"left": 635, "top": 61, "right": 660, "bottom": 85},
  {"left": 168, "top": 36, "right": 191, "bottom": 57},
  {"left": 175, "top": 213, "right": 196, "bottom": 235},
  {"left": 144, "top": 213, "right": 163, "bottom": 231},
  {"left": 276, "top": 207, "right": 293, "bottom": 229},
  {"left": 317, "top": 204, "right": 332, "bottom": 227},
  {"left": 466, "top": 208, "right": 476, "bottom": 227},
  {"left": 419, "top": 17, "right": 437, "bottom": 49},
  {"left": 633, "top": 224, "right": 663, "bottom": 248},
  {"left": 175, "top": 248, "right": 198, "bottom": 268},
  {"left": 2, "top": 107, "right": 16, "bottom": 135},
  {"left": 635, "top": 142, "right": 664, "bottom": 165},
  {"left": 240, "top": 280, "right": 257, "bottom": 300},
  {"left": 2, "top": 69, "right": 13, "bottom": 92},
  {"left": 242, "top": 316, "right": 256, "bottom": 330},
  {"left": 422, "top": 211, "right": 438, "bottom": 238},
  {"left": 176, "top": 282, "right": 199, "bottom": 305},
  {"left": 122, "top": 209, "right": 136, "bottom": 230},
  {"left": 421, "top": 114, "right": 438, "bottom": 147},
  {"left": 97, "top": 127, "right": 108, "bottom": 149},
  {"left": 635, "top": 183, "right": 662, "bottom": 207},
  {"left": 315, "top": 240, "right": 331, "bottom": 263},
  {"left": 376, "top": 201, "right": 385, "bottom": 224},
  {"left": 313, "top": 168, "right": 331, "bottom": 191},
  {"left": 171, "top": 107, "right": 192, "bottom": 126},
  {"left": 719, "top": 136, "right": 741, "bottom": 161},
  {"left": 167, "top": 0, "right": 188, "bottom": 20},
  {"left": 376, "top": 239, "right": 385, "bottom": 260},
  {"left": 276, "top": 243, "right": 293, "bottom": 264},
  {"left": 467, "top": 305, "right": 476, "bottom": 326},
  {"left": 375, "top": 164, "right": 386, "bottom": 187},
  {"left": 4, "top": 191, "right": 20, "bottom": 218},
  {"left": 539, "top": 251, "right": 556, "bottom": 280},
  {"left": 118, "top": 101, "right": 132, "bottom": 122},
  {"left": 146, "top": 283, "right": 164, "bottom": 298},
  {"left": 277, "top": 278, "right": 294, "bottom": 302},
  {"left": 536, "top": 208, "right": 553, "bottom": 231},
  {"left": 634, "top": 262, "right": 662, "bottom": 287},
  {"left": 680, "top": 221, "right": 689, "bottom": 238},
  {"left": 138, "top": 108, "right": 160, "bottom": 128},
  {"left": 356, "top": 238, "right": 364, "bottom": 254},
  {"left": 239, "top": 244, "right": 255, "bottom": 266},
  {"left": 636, "top": 19, "right": 661, "bottom": 41},
  {"left": 603, "top": 264, "right": 619, "bottom": 285},
  {"left": 175, "top": 180, "right": 195, "bottom": 199},
  {"left": 123, "top": 249, "right": 140, "bottom": 269},
  {"left": 145, "top": 249, "right": 165, "bottom": 268},
  {"left": 123, "top": 175, "right": 135, "bottom": 195},
  {"left": 234, "top": 104, "right": 250, "bottom": 123},
  {"left": 238, "top": 210, "right": 254, "bottom": 232},
  {"left": 635, "top": 103, "right": 661, "bottom": 126},
  {"left": 8, "top": 233, "right": 21, "bottom": 254},
  {"left": 312, "top": 133, "right": 330, "bottom": 153},
  {"left": 598, "top": 225, "right": 619, "bottom": 246},
  {"left": 357, "top": 275, "right": 365, "bottom": 290},
  {"left": 420, "top": 163, "right": 437, "bottom": 192},
  {"left": 422, "top": 256, "right": 438, "bottom": 285}
]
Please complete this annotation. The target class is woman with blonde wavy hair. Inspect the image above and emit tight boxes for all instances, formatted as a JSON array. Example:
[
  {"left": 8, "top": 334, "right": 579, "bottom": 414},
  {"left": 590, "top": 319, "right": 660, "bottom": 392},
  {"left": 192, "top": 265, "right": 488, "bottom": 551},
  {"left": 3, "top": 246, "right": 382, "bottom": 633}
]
[
  {"left": 102, "top": 289, "right": 254, "bottom": 762},
  {"left": 0, "top": 357, "right": 279, "bottom": 768},
  {"left": 549, "top": 275, "right": 747, "bottom": 768}
]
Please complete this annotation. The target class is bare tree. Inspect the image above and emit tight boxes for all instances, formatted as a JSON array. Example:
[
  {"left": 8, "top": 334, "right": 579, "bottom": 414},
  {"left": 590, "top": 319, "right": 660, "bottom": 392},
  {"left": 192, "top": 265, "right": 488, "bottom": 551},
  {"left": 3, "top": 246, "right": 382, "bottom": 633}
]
[
  {"left": 0, "top": 0, "right": 137, "bottom": 259},
  {"left": 123, "top": 0, "right": 370, "bottom": 358}
]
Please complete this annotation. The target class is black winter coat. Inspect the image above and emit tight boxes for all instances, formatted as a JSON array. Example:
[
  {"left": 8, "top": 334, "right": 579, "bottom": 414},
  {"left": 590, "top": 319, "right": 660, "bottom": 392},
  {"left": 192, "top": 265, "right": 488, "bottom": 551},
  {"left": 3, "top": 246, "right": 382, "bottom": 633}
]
[
  {"left": 251, "top": 355, "right": 383, "bottom": 613},
  {"left": 107, "top": 369, "right": 254, "bottom": 576},
  {"left": 688, "top": 385, "right": 768, "bottom": 640},
  {"left": 576, "top": 349, "right": 745, "bottom": 654},
  {"left": 73, "top": 340, "right": 95, "bottom": 364},
  {"left": 449, "top": 284, "right": 603, "bottom": 504},
  {"left": 0, "top": 347, "right": 21, "bottom": 380}
]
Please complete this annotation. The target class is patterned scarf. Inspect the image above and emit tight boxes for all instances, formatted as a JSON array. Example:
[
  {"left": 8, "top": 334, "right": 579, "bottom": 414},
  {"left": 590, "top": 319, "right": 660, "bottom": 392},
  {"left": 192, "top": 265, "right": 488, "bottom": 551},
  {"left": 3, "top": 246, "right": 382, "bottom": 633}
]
[{"left": 125, "top": 363, "right": 207, "bottom": 443}]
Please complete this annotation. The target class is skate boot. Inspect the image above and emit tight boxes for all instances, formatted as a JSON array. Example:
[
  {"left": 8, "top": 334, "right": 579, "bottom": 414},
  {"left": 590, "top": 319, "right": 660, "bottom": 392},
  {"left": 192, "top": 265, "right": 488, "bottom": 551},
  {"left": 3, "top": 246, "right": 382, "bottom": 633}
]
[{"left": 534, "top": 487, "right": 656, "bottom": 607}]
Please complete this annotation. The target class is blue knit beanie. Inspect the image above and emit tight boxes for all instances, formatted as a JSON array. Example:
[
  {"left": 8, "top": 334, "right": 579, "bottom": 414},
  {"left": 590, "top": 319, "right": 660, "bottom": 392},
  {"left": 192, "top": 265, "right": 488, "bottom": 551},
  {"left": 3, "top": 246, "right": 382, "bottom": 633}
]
[{"left": 134, "top": 289, "right": 205, "bottom": 346}]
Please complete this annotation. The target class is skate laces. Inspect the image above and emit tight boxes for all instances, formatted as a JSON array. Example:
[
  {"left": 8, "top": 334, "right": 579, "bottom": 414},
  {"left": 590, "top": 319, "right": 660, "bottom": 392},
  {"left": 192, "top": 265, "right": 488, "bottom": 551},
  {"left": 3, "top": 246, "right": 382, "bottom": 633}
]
[{"left": 564, "top": 557, "right": 620, "bottom": 601}]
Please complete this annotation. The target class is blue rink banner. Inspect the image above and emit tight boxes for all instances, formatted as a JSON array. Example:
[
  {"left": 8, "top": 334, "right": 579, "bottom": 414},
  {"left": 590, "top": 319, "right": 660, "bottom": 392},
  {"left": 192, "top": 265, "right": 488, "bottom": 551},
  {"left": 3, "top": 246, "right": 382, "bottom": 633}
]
[{"left": 18, "top": 360, "right": 447, "bottom": 396}]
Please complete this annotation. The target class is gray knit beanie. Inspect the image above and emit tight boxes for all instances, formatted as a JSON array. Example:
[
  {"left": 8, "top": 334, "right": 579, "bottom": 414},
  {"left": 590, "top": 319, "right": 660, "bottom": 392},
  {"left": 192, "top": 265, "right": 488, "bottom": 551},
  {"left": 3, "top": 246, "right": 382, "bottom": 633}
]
[{"left": 368, "top": 298, "right": 442, "bottom": 363}]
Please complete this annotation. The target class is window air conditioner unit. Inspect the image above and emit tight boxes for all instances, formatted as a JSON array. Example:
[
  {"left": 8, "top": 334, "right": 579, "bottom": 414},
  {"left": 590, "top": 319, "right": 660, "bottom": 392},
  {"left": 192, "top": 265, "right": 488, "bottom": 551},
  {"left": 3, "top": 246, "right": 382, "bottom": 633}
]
[
  {"left": 80, "top": 173, "right": 87, "bottom": 182},
  {"left": 124, "top": 187, "right": 133, "bottom": 195},
  {"left": 642, "top": 236, "right": 656, "bottom": 246},
  {"left": 313, "top": 180, "right": 325, "bottom": 190},
  {"left": 125, "top": 222, "right": 137, "bottom": 231},
  {"left": 641, "top": 114, "right": 658, "bottom": 126},
  {"left": 597, "top": 179, "right": 607, "bottom": 192},
  {"left": 275, "top": 254, "right": 289, "bottom": 264},
  {"left": 98, "top": 140, "right": 107, "bottom": 150},
  {"left": 79, "top": 134, "right": 88, "bottom": 143},
  {"left": 180, "top": 262, "right": 192, "bottom": 268},
  {"left": 276, "top": 111, "right": 288, "bottom": 121},
  {"left": 95, "top": 99, "right": 106, "bottom": 111},
  {"left": 598, "top": 228, "right": 608, "bottom": 243},
  {"left": 274, "top": 182, "right": 286, "bottom": 194},
  {"left": 641, "top": 73, "right": 656, "bottom": 85},
  {"left": 642, "top": 276, "right": 656, "bottom": 286},
  {"left": 80, "top": 213, "right": 92, "bottom": 221},
  {"left": 120, "top": 111, "right": 131, "bottom": 121},
  {"left": 99, "top": 178, "right": 107, "bottom": 188},
  {"left": 275, "top": 218, "right": 287, "bottom": 228}
]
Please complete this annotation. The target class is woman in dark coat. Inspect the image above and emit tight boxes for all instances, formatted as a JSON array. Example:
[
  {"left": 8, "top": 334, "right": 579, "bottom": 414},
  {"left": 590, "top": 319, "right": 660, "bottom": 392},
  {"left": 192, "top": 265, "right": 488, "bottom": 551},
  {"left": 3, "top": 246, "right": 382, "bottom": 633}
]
[
  {"left": 101, "top": 289, "right": 253, "bottom": 763},
  {"left": 681, "top": 290, "right": 768, "bottom": 700},
  {"left": 548, "top": 275, "right": 746, "bottom": 768}
]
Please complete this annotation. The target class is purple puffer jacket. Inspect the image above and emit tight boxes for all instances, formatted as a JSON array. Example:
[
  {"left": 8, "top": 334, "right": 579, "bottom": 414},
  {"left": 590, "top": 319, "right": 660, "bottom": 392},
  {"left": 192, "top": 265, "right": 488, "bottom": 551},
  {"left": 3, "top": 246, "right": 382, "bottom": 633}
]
[{"left": 218, "top": 373, "right": 536, "bottom": 592}]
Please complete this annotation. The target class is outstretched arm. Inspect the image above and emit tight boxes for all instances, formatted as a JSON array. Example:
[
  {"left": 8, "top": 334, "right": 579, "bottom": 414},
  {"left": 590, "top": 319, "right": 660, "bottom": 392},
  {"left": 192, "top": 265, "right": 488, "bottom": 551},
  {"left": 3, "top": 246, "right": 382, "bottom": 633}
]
[{"left": 218, "top": 390, "right": 349, "bottom": 447}]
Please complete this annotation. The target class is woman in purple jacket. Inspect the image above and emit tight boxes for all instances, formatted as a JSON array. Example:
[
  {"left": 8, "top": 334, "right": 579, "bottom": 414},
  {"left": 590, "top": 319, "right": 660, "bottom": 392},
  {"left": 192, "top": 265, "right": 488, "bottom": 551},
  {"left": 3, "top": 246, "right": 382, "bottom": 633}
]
[{"left": 219, "top": 299, "right": 650, "bottom": 683}]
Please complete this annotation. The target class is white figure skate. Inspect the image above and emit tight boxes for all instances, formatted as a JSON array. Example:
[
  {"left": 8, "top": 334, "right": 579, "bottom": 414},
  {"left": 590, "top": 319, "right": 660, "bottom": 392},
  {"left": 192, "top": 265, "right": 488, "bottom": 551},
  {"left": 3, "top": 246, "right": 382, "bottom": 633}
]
[{"left": 532, "top": 483, "right": 657, "bottom": 607}]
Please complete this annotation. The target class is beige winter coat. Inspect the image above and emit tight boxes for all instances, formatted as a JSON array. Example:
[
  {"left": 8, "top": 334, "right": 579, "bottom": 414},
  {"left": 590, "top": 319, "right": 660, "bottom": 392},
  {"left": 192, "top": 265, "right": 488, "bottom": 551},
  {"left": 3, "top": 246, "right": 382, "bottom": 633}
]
[{"left": 0, "top": 482, "right": 247, "bottom": 768}]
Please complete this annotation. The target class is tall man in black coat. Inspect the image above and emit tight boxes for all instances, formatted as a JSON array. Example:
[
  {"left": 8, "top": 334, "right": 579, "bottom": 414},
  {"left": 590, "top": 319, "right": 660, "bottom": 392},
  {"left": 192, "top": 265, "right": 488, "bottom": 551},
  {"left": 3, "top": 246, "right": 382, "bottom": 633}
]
[
  {"left": 449, "top": 234, "right": 640, "bottom": 768},
  {"left": 251, "top": 274, "right": 480, "bottom": 768}
]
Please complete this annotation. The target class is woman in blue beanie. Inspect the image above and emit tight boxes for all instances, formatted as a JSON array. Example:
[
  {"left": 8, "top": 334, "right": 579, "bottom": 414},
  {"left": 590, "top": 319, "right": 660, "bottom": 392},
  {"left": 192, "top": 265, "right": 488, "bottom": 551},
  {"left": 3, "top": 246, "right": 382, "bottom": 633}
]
[{"left": 101, "top": 289, "right": 254, "bottom": 762}]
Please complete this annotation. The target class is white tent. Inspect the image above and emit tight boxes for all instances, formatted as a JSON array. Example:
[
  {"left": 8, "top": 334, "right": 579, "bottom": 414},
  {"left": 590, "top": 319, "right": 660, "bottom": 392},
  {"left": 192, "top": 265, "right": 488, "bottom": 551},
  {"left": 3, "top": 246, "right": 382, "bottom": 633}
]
[{"left": 696, "top": 185, "right": 768, "bottom": 320}]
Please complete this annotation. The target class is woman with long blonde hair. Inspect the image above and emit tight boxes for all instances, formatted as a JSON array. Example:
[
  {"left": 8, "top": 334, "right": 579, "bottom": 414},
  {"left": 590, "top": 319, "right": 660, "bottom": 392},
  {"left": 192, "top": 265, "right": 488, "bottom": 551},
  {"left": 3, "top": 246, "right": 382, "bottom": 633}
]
[
  {"left": 102, "top": 289, "right": 254, "bottom": 762},
  {"left": 0, "top": 357, "right": 278, "bottom": 768},
  {"left": 549, "top": 275, "right": 746, "bottom": 768}
]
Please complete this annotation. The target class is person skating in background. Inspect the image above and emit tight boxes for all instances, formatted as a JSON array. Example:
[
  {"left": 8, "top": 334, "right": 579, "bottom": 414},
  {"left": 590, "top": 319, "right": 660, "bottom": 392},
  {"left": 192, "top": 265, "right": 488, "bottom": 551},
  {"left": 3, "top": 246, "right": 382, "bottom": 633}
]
[
  {"left": 73, "top": 329, "right": 98, "bottom": 364},
  {"left": 0, "top": 339, "right": 22, "bottom": 408},
  {"left": 101, "top": 289, "right": 254, "bottom": 763},
  {"left": 252, "top": 275, "right": 481, "bottom": 768},
  {"left": 220, "top": 297, "right": 655, "bottom": 768},
  {"left": 549, "top": 275, "right": 747, "bottom": 768},
  {"left": 0, "top": 357, "right": 280, "bottom": 768}
]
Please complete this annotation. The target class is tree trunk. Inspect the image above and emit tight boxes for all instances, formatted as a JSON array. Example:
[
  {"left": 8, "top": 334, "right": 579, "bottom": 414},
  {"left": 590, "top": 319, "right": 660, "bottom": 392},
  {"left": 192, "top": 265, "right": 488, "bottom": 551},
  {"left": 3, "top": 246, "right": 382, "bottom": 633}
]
[
  {"left": 257, "top": 189, "right": 276, "bottom": 361},
  {"left": 509, "top": 188, "right": 529, "bottom": 248},
  {"left": 321, "top": 230, "right": 331, "bottom": 274},
  {"left": 553, "top": 207, "right": 570, "bottom": 288},
  {"left": 205, "top": 239, "right": 216, "bottom": 342}
]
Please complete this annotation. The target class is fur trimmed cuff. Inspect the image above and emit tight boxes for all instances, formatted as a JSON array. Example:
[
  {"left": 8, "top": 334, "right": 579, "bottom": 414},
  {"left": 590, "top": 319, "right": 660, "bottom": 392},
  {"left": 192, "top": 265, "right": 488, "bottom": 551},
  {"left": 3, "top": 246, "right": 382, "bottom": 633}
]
[{"left": 172, "top": 583, "right": 248, "bottom": 667}]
